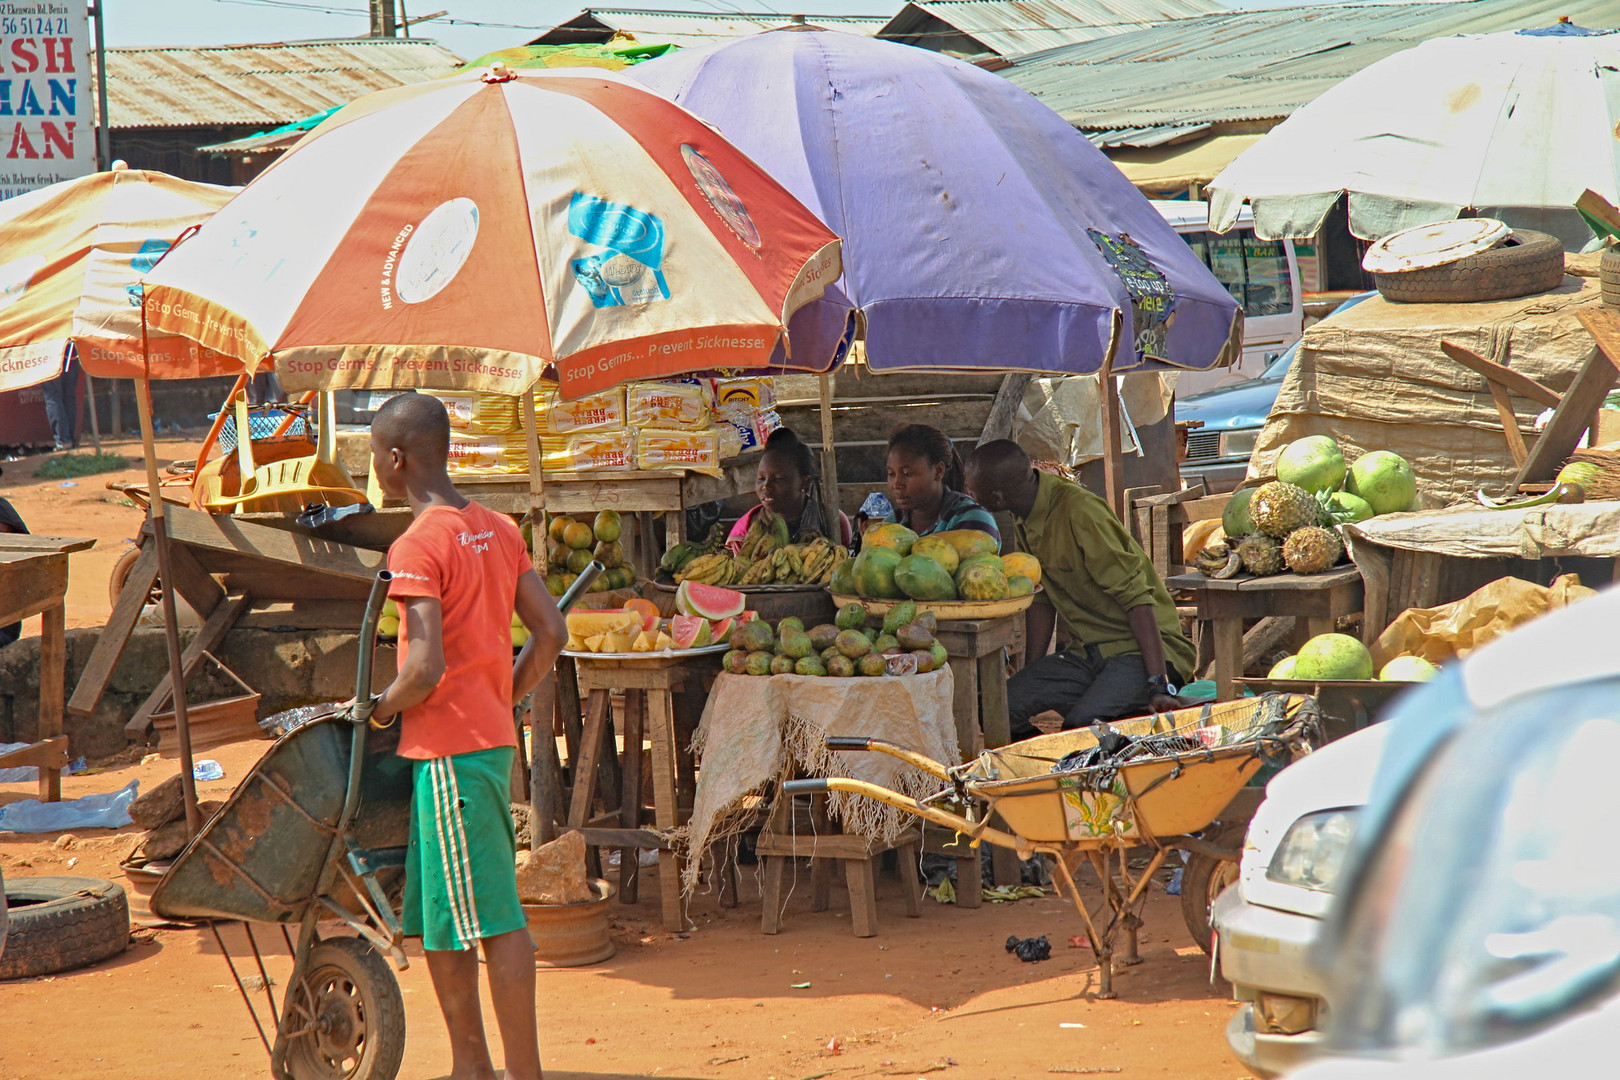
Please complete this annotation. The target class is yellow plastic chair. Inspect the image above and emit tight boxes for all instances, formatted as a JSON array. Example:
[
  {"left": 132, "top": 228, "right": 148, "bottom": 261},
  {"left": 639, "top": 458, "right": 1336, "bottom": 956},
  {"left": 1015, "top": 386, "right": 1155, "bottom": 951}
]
[{"left": 203, "top": 391, "right": 367, "bottom": 515}]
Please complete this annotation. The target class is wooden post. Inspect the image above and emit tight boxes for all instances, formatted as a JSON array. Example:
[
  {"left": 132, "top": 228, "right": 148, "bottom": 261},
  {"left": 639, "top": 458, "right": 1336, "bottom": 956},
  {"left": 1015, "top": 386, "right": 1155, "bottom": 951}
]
[
  {"left": 1098, "top": 319, "right": 1126, "bottom": 519},
  {"left": 136, "top": 379, "right": 202, "bottom": 836},
  {"left": 977, "top": 372, "right": 1033, "bottom": 446},
  {"left": 82, "top": 372, "right": 102, "bottom": 454},
  {"left": 817, "top": 373, "right": 841, "bottom": 541}
]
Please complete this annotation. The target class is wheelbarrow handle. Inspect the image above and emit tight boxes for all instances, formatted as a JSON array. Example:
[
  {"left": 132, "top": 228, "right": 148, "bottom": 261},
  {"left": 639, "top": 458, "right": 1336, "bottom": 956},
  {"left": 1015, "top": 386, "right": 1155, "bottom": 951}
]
[
  {"left": 782, "top": 776, "right": 1027, "bottom": 854},
  {"left": 782, "top": 778, "right": 829, "bottom": 796},
  {"left": 821, "top": 736, "right": 953, "bottom": 781},
  {"left": 556, "top": 561, "right": 604, "bottom": 614}
]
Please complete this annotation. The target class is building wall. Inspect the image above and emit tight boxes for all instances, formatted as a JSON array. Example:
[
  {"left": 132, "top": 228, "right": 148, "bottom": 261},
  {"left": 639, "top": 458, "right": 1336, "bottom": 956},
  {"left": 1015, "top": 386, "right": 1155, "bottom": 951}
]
[{"left": 110, "top": 126, "right": 258, "bottom": 185}]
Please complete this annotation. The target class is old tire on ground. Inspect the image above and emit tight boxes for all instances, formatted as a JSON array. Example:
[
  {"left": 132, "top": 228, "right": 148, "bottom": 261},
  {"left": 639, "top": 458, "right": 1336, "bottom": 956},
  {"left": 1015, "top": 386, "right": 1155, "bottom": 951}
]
[
  {"left": 0, "top": 875, "right": 129, "bottom": 980},
  {"left": 285, "top": 935, "right": 406, "bottom": 1080},
  {"left": 1373, "top": 229, "right": 1565, "bottom": 304},
  {"left": 1180, "top": 822, "right": 1247, "bottom": 956},
  {"left": 1601, "top": 246, "right": 1620, "bottom": 308}
]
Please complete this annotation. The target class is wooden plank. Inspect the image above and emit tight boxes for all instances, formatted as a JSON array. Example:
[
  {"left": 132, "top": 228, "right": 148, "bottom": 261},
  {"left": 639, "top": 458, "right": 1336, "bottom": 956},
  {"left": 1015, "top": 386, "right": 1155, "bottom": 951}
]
[
  {"left": 847, "top": 858, "right": 879, "bottom": 937},
  {"left": 1515, "top": 313, "right": 1620, "bottom": 487},
  {"left": 125, "top": 594, "right": 254, "bottom": 737},
  {"left": 36, "top": 601, "right": 65, "bottom": 801},
  {"left": 646, "top": 688, "right": 687, "bottom": 932},
  {"left": 162, "top": 540, "right": 225, "bottom": 620},
  {"left": 566, "top": 690, "right": 613, "bottom": 830},
  {"left": 1212, "top": 617, "right": 1244, "bottom": 701},
  {"left": 67, "top": 544, "right": 157, "bottom": 717},
  {"left": 978, "top": 372, "right": 1033, "bottom": 445},
  {"left": 0, "top": 553, "right": 66, "bottom": 626},
  {"left": 0, "top": 735, "right": 68, "bottom": 771},
  {"left": 1441, "top": 340, "right": 1561, "bottom": 408},
  {"left": 1100, "top": 340, "right": 1126, "bottom": 518},
  {"left": 1488, "top": 381, "right": 1529, "bottom": 466},
  {"left": 617, "top": 690, "right": 645, "bottom": 905},
  {"left": 0, "top": 535, "right": 97, "bottom": 555},
  {"left": 235, "top": 600, "right": 368, "bottom": 630},
  {"left": 753, "top": 831, "right": 895, "bottom": 858},
  {"left": 218, "top": 570, "right": 372, "bottom": 601},
  {"left": 817, "top": 374, "right": 841, "bottom": 544}
]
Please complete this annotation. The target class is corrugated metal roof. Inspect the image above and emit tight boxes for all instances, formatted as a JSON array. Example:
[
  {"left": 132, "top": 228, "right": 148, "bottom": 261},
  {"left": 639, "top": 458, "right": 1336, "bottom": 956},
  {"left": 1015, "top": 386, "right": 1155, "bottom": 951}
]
[
  {"left": 532, "top": 9, "right": 887, "bottom": 49},
  {"left": 1002, "top": 0, "right": 1620, "bottom": 129},
  {"left": 1086, "top": 122, "right": 1210, "bottom": 147},
  {"left": 878, "top": 0, "right": 1221, "bottom": 57},
  {"left": 104, "top": 39, "right": 464, "bottom": 129}
]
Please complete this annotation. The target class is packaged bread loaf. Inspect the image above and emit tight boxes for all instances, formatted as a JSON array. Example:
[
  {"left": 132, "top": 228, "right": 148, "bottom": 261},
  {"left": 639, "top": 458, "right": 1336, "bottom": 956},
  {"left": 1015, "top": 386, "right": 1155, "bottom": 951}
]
[
  {"left": 626, "top": 380, "right": 710, "bottom": 429},
  {"left": 636, "top": 427, "right": 721, "bottom": 477},
  {"left": 426, "top": 390, "right": 521, "bottom": 434},
  {"left": 537, "top": 385, "right": 626, "bottom": 434},
  {"left": 541, "top": 427, "right": 636, "bottom": 473}
]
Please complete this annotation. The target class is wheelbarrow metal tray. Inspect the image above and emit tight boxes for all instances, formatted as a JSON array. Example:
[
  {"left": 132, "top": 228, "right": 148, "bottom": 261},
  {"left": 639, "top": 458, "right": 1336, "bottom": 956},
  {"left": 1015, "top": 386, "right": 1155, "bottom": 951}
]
[
  {"left": 150, "top": 716, "right": 412, "bottom": 923},
  {"left": 966, "top": 695, "right": 1312, "bottom": 844}
]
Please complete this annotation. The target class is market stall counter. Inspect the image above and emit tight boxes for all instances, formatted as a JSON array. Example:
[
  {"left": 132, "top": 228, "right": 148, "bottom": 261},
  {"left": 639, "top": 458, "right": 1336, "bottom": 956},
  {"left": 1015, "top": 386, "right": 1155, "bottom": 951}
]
[{"left": 689, "top": 667, "right": 957, "bottom": 937}]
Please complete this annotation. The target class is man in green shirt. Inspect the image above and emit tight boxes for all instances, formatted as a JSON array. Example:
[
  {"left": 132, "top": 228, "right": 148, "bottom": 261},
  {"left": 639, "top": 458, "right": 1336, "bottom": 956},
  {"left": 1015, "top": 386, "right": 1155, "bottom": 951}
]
[{"left": 964, "top": 440, "right": 1194, "bottom": 741}]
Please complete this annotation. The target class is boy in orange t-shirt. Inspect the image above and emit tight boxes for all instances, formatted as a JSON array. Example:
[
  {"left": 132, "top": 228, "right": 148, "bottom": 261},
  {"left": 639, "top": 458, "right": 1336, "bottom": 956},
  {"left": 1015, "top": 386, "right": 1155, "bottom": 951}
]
[{"left": 368, "top": 392, "right": 565, "bottom": 1080}]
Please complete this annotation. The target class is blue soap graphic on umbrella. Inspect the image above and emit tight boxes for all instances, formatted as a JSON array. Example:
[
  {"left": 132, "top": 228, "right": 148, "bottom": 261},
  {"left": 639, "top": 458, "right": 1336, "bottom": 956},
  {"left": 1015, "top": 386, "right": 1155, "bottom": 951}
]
[{"left": 568, "top": 192, "right": 671, "bottom": 308}]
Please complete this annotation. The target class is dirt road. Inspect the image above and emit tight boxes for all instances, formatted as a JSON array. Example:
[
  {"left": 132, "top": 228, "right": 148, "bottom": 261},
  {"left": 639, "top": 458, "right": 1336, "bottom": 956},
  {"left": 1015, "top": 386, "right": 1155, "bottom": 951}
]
[{"left": 1, "top": 444, "right": 1252, "bottom": 1080}]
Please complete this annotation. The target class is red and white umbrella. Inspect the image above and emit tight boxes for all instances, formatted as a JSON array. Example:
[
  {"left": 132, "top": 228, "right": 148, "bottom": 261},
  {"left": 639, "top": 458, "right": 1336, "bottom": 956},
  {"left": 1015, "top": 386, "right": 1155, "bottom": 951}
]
[{"left": 142, "top": 65, "right": 843, "bottom": 398}]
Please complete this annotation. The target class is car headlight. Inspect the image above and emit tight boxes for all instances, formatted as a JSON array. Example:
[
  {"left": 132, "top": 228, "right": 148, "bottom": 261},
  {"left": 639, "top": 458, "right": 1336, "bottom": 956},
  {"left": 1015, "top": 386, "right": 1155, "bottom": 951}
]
[
  {"left": 1267, "top": 808, "right": 1358, "bottom": 892},
  {"left": 1219, "top": 429, "right": 1259, "bottom": 458}
]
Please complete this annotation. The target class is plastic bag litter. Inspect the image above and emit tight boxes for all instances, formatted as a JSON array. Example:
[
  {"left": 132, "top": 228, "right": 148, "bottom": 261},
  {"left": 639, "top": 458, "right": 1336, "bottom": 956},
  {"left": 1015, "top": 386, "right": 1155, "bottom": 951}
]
[
  {"left": 1005, "top": 934, "right": 1052, "bottom": 962},
  {"left": 0, "top": 779, "right": 138, "bottom": 832}
]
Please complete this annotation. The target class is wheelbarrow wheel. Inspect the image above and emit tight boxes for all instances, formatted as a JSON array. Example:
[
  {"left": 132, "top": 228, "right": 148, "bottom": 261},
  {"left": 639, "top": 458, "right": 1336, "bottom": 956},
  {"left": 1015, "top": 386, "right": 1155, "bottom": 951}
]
[
  {"left": 285, "top": 936, "right": 405, "bottom": 1080},
  {"left": 108, "top": 545, "right": 162, "bottom": 609},
  {"left": 1180, "top": 822, "right": 1246, "bottom": 956}
]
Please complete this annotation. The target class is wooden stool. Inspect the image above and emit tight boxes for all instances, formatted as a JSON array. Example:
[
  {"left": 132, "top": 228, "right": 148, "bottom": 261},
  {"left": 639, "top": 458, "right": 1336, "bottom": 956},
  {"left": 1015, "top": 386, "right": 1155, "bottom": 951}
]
[
  {"left": 756, "top": 790, "right": 922, "bottom": 937},
  {"left": 933, "top": 613, "right": 1025, "bottom": 887},
  {"left": 567, "top": 657, "right": 711, "bottom": 933}
]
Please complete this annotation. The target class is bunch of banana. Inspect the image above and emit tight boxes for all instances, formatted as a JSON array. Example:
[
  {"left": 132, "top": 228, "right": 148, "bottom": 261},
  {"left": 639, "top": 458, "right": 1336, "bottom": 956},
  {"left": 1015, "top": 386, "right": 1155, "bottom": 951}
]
[
  {"left": 659, "top": 521, "right": 728, "bottom": 576},
  {"left": 797, "top": 538, "right": 843, "bottom": 585},
  {"left": 736, "top": 511, "right": 792, "bottom": 561},
  {"left": 675, "top": 552, "right": 735, "bottom": 585}
]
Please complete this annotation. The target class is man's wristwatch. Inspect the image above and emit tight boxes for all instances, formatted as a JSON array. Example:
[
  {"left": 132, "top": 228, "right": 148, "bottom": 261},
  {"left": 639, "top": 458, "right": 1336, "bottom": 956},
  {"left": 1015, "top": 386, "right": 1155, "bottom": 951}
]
[{"left": 1147, "top": 674, "right": 1177, "bottom": 697}]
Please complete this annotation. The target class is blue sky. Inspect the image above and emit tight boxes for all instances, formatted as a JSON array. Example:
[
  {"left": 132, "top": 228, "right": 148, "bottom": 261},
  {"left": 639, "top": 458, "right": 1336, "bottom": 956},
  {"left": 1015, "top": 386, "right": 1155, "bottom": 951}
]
[{"left": 108, "top": 0, "right": 1326, "bottom": 61}]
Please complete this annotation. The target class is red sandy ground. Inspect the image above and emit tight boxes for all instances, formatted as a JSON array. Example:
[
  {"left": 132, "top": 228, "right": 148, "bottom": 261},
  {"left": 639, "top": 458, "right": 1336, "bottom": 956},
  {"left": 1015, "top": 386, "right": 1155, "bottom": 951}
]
[{"left": 0, "top": 441, "right": 1253, "bottom": 1080}]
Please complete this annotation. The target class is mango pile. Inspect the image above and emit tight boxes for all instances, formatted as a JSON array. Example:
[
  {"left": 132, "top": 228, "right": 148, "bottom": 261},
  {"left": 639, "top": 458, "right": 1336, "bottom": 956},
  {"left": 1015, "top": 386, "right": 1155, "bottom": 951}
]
[
  {"left": 835, "top": 525, "right": 1040, "bottom": 604},
  {"left": 530, "top": 509, "right": 639, "bottom": 596},
  {"left": 724, "top": 601, "right": 949, "bottom": 678}
]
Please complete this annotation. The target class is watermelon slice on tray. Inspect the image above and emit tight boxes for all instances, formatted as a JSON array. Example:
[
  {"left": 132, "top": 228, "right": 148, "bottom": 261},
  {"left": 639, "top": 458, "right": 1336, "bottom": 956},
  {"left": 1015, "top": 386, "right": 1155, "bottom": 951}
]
[
  {"left": 674, "top": 580, "right": 745, "bottom": 620},
  {"left": 669, "top": 615, "right": 714, "bottom": 650},
  {"left": 710, "top": 616, "right": 735, "bottom": 642}
]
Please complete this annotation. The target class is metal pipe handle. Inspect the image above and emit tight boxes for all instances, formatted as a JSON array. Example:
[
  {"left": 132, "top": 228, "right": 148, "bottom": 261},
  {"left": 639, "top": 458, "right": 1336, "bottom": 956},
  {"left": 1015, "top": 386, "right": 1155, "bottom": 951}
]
[{"left": 556, "top": 561, "right": 604, "bottom": 614}]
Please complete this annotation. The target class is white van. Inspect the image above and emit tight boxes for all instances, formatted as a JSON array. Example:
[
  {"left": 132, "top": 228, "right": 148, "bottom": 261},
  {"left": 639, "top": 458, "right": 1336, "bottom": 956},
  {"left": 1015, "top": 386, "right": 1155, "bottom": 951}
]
[{"left": 1154, "top": 200, "right": 1304, "bottom": 395}]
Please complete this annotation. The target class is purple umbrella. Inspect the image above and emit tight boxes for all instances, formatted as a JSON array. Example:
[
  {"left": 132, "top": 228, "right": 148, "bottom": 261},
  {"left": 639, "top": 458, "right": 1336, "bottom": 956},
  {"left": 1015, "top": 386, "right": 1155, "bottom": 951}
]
[{"left": 633, "top": 26, "right": 1241, "bottom": 375}]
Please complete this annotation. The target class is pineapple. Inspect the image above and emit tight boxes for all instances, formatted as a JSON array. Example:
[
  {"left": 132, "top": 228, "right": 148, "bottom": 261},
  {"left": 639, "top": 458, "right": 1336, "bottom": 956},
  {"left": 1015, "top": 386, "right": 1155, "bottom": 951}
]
[
  {"left": 1282, "top": 526, "right": 1344, "bottom": 574},
  {"left": 1249, "top": 481, "right": 1321, "bottom": 538},
  {"left": 1235, "top": 533, "right": 1285, "bottom": 576}
]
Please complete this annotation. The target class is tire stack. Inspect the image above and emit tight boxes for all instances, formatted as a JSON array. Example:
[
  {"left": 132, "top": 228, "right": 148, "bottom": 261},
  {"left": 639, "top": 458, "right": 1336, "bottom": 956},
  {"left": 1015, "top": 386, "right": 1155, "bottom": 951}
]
[
  {"left": 1372, "top": 229, "right": 1566, "bottom": 304},
  {"left": 1602, "top": 246, "right": 1620, "bottom": 308}
]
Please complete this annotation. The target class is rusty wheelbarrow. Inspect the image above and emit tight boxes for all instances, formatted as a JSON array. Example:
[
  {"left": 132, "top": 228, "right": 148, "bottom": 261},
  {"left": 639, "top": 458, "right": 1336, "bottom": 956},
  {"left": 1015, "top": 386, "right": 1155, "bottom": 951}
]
[{"left": 784, "top": 693, "right": 1321, "bottom": 997}]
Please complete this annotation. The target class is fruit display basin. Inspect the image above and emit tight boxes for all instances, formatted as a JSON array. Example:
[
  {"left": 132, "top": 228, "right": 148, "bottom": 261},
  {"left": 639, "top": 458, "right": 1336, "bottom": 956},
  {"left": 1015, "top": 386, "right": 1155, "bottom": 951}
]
[
  {"left": 561, "top": 641, "right": 731, "bottom": 664},
  {"left": 830, "top": 590, "right": 1039, "bottom": 622}
]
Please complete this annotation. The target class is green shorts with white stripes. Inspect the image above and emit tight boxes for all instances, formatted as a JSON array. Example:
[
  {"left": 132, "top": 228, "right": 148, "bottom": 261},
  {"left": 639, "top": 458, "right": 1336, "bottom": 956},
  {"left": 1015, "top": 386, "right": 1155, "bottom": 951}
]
[{"left": 402, "top": 746, "right": 526, "bottom": 952}]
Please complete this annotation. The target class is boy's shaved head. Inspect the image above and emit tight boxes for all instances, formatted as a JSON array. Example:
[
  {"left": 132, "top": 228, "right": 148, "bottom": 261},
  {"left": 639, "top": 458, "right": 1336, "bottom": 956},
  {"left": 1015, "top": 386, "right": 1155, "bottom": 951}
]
[
  {"left": 372, "top": 391, "right": 450, "bottom": 468},
  {"left": 965, "top": 439, "right": 1029, "bottom": 484}
]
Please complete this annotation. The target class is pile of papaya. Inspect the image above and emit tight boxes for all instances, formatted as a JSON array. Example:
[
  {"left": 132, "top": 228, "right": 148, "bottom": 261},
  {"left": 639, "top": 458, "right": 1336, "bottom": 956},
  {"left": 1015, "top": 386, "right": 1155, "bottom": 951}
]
[{"left": 833, "top": 524, "right": 1042, "bottom": 603}]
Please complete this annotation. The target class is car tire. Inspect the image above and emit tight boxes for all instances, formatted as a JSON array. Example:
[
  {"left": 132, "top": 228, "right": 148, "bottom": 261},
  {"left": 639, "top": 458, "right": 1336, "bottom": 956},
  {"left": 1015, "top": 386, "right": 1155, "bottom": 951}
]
[
  {"left": 1372, "top": 229, "right": 1565, "bottom": 304},
  {"left": 1181, "top": 822, "right": 1247, "bottom": 956},
  {"left": 0, "top": 876, "right": 129, "bottom": 980},
  {"left": 1601, "top": 246, "right": 1620, "bottom": 308}
]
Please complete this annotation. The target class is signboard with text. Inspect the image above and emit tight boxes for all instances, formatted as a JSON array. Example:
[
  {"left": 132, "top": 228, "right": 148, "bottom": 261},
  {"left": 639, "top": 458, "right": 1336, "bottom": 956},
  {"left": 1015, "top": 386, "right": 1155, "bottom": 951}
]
[{"left": 0, "top": 0, "right": 92, "bottom": 199}]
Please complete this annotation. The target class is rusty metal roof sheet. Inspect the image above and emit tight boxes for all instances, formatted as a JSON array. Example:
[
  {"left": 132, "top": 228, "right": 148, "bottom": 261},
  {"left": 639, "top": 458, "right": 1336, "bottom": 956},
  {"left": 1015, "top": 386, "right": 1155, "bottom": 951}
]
[
  {"left": 1002, "top": 0, "right": 1620, "bottom": 129},
  {"left": 532, "top": 9, "right": 887, "bottom": 49},
  {"left": 878, "top": 0, "right": 1221, "bottom": 57},
  {"left": 104, "top": 39, "right": 465, "bottom": 129}
]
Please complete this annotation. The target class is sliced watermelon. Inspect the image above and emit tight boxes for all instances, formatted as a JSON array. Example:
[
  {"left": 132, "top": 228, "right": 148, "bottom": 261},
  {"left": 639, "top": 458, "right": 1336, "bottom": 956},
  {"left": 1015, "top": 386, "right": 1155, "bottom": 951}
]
[
  {"left": 735, "top": 610, "right": 760, "bottom": 623},
  {"left": 674, "top": 580, "right": 745, "bottom": 620},
  {"left": 670, "top": 615, "right": 714, "bottom": 650},
  {"left": 710, "top": 616, "right": 735, "bottom": 642}
]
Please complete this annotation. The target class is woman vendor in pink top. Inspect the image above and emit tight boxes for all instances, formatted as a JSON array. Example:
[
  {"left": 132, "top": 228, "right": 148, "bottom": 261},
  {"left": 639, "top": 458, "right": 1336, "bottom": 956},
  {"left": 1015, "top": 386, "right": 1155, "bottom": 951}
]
[{"left": 726, "top": 428, "right": 854, "bottom": 553}]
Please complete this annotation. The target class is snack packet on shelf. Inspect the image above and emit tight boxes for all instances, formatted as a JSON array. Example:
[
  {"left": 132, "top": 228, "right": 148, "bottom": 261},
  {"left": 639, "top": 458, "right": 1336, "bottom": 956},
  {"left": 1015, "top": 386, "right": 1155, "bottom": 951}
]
[
  {"left": 427, "top": 391, "right": 522, "bottom": 434},
  {"left": 710, "top": 376, "right": 776, "bottom": 419},
  {"left": 637, "top": 427, "right": 722, "bottom": 477},
  {"left": 537, "top": 385, "right": 626, "bottom": 434},
  {"left": 541, "top": 427, "right": 637, "bottom": 473},
  {"left": 626, "top": 379, "right": 710, "bottom": 429}
]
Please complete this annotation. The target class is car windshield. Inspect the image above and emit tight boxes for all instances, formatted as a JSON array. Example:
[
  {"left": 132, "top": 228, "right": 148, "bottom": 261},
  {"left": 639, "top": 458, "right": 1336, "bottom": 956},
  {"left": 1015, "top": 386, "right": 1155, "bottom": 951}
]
[
  {"left": 1180, "top": 229, "right": 1294, "bottom": 318},
  {"left": 1328, "top": 676, "right": 1620, "bottom": 1059}
]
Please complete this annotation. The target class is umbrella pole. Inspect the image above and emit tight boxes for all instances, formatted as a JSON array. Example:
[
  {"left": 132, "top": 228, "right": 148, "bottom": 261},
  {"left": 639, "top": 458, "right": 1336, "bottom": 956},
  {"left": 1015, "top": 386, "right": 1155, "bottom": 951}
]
[
  {"left": 817, "top": 373, "right": 841, "bottom": 543},
  {"left": 1099, "top": 327, "right": 1126, "bottom": 519},
  {"left": 521, "top": 391, "right": 561, "bottom": 843},
  {"left": 136, "top": 379, "right": 203, "bottom": 836},
  {"left": 83, "top": 374, "right": 102, "bottom": 454}
]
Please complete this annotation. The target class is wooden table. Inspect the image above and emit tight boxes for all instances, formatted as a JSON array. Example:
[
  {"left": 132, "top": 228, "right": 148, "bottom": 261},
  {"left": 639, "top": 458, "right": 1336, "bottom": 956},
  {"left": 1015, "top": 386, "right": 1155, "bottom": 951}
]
[
  {"left": 565, "top": 654, "right": 717, "bottom": 933},
  {"left": 1168, "top": 565, "right": 1365, "bottom": 701},
  {"left": 0, "top": 535, "right": 96, "bottom": 800}
]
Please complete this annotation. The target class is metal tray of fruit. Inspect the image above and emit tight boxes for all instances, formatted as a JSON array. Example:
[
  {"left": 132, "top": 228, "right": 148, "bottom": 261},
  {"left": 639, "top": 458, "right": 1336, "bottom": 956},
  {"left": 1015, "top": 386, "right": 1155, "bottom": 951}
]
[
  {"left": 561, "top": 641, "right": 732, "bottom": 665},
  {"left": 829, "top": 589, "right": 1040, "bottom": 622},
  {"left": 651, "top": 576, "right": 825, "bottom": 594}
]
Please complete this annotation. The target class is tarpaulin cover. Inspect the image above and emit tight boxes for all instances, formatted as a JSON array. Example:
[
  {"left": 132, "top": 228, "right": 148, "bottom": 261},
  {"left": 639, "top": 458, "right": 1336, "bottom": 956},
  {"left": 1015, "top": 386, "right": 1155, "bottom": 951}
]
[{"left": 1248, "top": 267, "right": 1603, "bottom": 508}]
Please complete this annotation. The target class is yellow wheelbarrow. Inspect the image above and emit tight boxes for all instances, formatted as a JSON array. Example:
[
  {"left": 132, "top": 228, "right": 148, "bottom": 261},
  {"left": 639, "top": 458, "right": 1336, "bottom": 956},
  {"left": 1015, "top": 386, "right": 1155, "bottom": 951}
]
[{"left": 783, "top": 693, "right": 1321, "bottom": 997}]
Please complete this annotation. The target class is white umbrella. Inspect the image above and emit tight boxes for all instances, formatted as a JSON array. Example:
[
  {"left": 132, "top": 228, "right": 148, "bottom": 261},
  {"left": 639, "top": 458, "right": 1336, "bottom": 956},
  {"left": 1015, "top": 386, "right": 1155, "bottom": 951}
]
[{"left": 1208, "top": 23, "right": 1620, "bottom": 240}]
